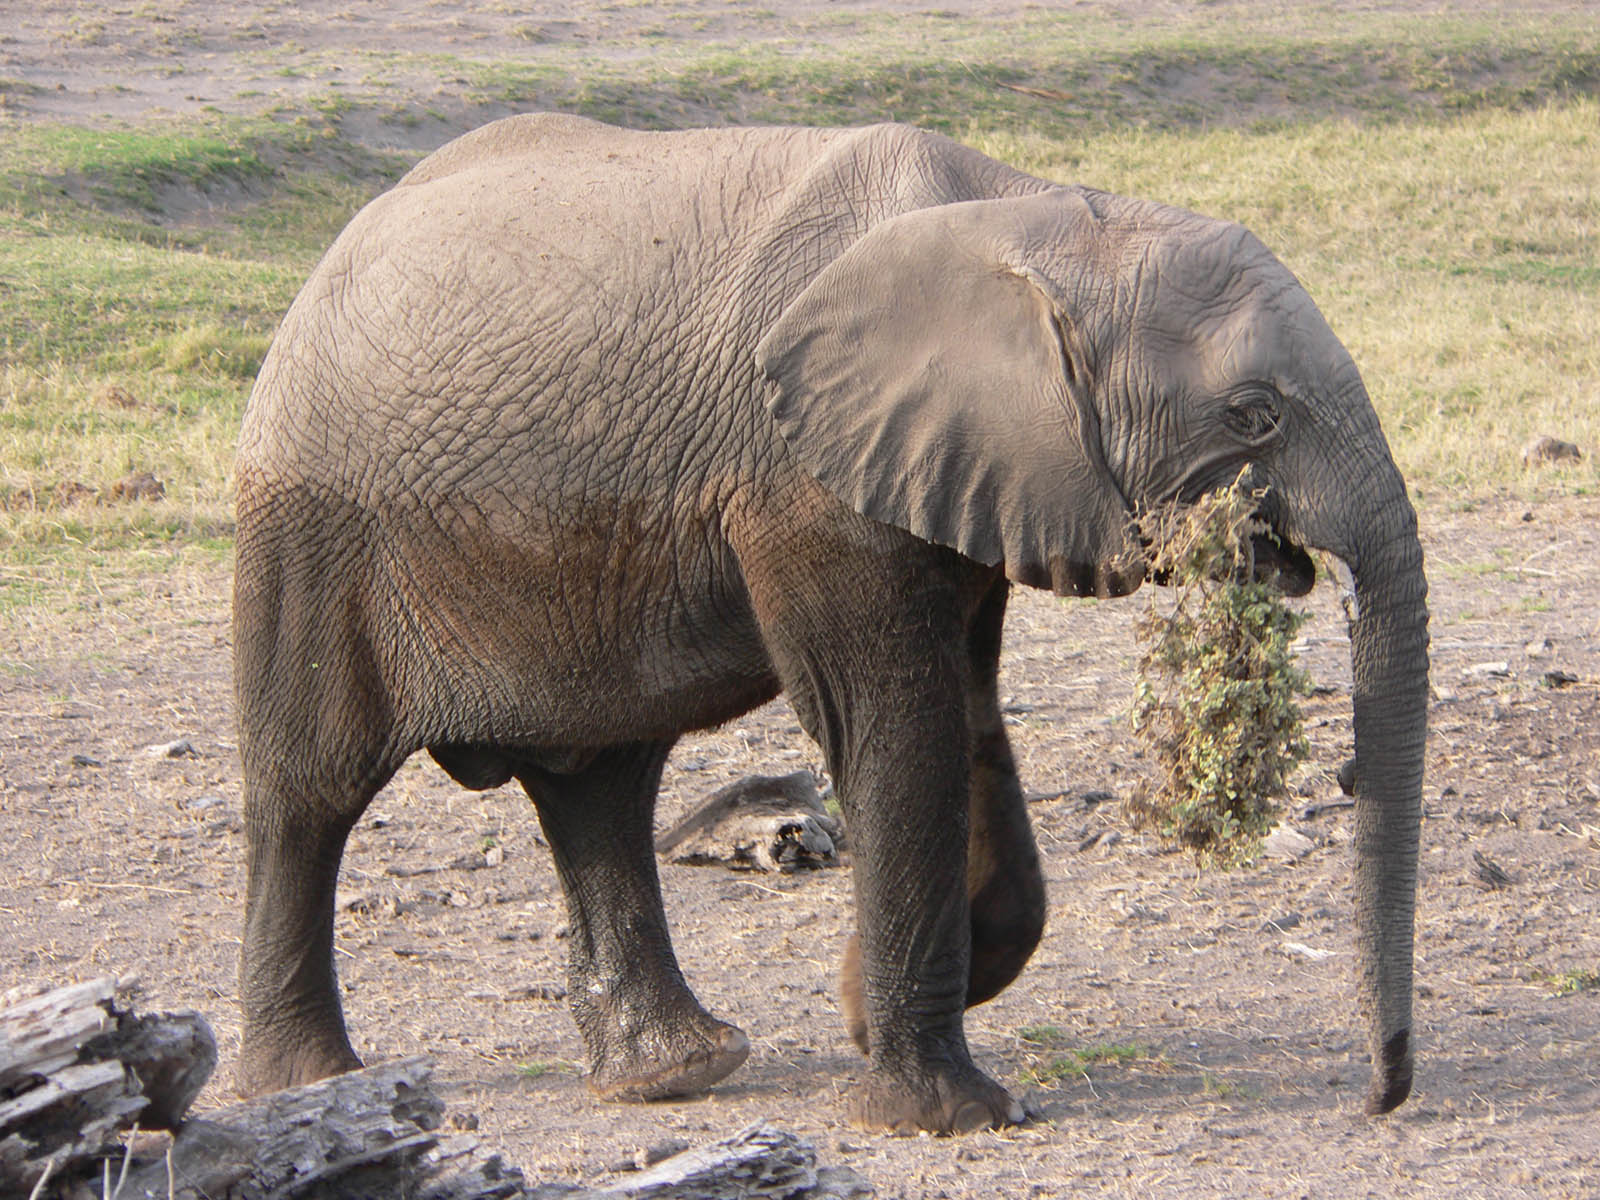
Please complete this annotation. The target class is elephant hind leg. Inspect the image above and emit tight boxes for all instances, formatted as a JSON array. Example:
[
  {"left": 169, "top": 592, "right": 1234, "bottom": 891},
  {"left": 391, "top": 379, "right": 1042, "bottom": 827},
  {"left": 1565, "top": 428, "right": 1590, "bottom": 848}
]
[
  {"left": 520, "top": 740, "right": 749, "bottom": 1101},
  {"left": 234, "top": 510, "right": 413, "bottom": 1097}
]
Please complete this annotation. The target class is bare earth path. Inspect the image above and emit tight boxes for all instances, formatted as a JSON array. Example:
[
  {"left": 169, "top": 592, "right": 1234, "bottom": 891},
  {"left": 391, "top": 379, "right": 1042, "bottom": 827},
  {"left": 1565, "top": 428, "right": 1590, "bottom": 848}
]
[{"left": 3, "top": 4, "right": 1599, "bottom": 1197}]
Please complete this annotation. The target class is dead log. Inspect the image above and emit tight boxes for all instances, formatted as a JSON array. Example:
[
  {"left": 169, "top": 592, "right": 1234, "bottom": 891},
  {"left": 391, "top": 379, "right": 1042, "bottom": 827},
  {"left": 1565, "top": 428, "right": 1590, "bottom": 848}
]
[
  {"left": 1, "top": 976, "right": 214, "bottom": 1194},
  {"left": 116, "top": 1056, "right": 527, "bottom": 1200},
  {"left": 3, "top": 980, "right": 869, "bottom": 1199},
  {"left": 655, "top": 772, "right": 845, "bottom": 872},
  {"left": 572, "top": 1123, "right": 873, "bottom": 1199}
]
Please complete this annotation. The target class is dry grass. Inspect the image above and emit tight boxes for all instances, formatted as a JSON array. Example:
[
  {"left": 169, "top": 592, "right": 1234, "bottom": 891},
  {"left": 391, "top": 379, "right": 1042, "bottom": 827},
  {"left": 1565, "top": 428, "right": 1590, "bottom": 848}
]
[{"left": 2, "top": 8, "right": 1595, "bottom": 610}]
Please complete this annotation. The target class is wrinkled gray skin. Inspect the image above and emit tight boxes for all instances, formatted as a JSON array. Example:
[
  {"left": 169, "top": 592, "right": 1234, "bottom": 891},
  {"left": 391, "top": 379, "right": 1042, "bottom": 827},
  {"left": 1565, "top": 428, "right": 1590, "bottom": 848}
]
[{"left": 235, "top": 114, "right": 1428, "bottom": 1134}]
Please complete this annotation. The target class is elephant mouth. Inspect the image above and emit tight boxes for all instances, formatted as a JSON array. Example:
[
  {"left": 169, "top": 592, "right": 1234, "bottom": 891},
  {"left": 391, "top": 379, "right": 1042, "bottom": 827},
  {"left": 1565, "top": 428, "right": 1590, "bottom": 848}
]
[
  {"left": 1143, "top": 511, "right": 1316, "bottom": 598},
  {"left": 1145, "top": 466, "right": 1316, "bottom": 597},
  {"left": 1247, "top": 525, "right": 1316, "bottom": 597}
]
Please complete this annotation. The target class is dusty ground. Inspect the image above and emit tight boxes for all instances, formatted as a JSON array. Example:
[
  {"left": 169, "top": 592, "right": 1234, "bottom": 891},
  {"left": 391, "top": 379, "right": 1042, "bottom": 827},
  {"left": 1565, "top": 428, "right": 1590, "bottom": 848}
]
[
  {"left": 4, "top": 4, "right": 1600, "bottom": 1198},
  {"left": 6, "top": 499, "right": 1598, "bottom": 1198}
]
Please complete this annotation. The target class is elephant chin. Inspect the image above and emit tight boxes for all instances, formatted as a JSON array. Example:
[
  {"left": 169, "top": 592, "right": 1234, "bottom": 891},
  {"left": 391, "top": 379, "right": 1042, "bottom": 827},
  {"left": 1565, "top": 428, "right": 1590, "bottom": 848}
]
[{"left": 1027, "top": 555, "right": 1147, "bottom": 599}]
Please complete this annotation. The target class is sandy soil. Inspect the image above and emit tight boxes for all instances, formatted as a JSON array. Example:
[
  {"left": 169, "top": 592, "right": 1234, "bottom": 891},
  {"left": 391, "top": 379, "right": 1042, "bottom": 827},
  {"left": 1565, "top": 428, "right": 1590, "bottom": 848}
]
[
  {"left": 4, "top": 5, "right": 1599, "bottom": 1197},
  {"left": 6, "top": 498, "right": 1598, "bottom": 1198}
]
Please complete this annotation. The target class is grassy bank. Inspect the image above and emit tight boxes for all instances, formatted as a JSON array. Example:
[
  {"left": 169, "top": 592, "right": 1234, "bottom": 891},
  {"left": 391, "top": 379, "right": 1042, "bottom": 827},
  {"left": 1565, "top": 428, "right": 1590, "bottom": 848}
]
[{"left": 1, "top": 9, "right": 1596, "bottom": 606}]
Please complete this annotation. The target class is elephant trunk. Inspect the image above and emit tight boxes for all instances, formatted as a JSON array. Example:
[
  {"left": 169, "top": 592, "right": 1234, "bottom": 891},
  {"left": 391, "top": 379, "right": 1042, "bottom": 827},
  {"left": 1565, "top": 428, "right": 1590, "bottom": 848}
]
[
  {"left": 1347, "top": 512, "right": 1428, "bottom": 1114},
  {"left": 1303, "top": 448, "right": 1428, "bottom": 1115}
]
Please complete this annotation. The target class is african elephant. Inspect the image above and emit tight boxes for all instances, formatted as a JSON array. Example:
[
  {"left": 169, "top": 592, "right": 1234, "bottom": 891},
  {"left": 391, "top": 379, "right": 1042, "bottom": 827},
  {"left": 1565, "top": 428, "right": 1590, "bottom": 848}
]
[{"left": 233, "top": 113, "right": 1428, "bottom": 1134}]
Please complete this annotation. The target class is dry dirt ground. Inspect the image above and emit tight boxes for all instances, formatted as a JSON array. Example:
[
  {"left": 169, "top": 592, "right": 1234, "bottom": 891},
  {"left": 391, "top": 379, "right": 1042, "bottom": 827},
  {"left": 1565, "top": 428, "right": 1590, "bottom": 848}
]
[
  {"left": 5, "top": 4, "right": 1600, "bottom": 1198},
  {"left": 6, "top": 504, "right": 1599, "bottom": 1198}
]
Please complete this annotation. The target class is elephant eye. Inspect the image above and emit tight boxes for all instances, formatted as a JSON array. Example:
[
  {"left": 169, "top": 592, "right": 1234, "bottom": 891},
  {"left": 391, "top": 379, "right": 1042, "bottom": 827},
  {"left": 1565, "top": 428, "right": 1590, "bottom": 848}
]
[{"left": 1223, "top": 390, "right": 1282, "bottom": 442}]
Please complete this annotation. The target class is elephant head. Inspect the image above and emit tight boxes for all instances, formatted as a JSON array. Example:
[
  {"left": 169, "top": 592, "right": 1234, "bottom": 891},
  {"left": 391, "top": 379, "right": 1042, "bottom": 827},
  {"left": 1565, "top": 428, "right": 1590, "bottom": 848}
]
[{"left": 757, "top": 185, "right": 1428, "bottom": 1115}]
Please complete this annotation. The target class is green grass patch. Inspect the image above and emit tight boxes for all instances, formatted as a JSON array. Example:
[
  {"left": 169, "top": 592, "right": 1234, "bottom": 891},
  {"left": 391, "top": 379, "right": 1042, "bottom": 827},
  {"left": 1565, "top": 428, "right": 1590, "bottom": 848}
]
[
  {"left": 1201, "top": 1071, "right": 1263, "bottom": 1102},
  {"left": 515, "top": 1058, "right": 578, "bottom": 1080},
  {"left": 1542, "top": 968, "right": 1600, "bottom": 997},
  {"left": 1017, "top": 1031, "right": 1160, "bottom": 1088},
  {"left": 441, "top": 11, "right": 1600, "bottom": 136}
]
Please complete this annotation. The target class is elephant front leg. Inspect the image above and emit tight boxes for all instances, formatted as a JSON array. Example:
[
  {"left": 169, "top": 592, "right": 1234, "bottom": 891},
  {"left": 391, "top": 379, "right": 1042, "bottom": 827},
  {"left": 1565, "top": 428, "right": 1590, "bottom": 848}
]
[
  {"left": 837, "top": 708, "right": 1026, "bottom": 1133},
  {"left": 840, "top": 577, "right": 1045, "bottom": 1055},
  {"left": 747, "top": 554, "right": 1024, "bottom": 1133},
  {"left": 520, "top": 741, "right": 750, "bottom": 1101}
]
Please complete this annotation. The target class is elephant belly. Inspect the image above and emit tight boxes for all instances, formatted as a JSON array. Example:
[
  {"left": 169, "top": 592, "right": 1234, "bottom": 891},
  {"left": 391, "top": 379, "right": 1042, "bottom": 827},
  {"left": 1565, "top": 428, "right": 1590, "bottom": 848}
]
[{"left": 379, "top": 505, "right": 780, "bottom": 749}]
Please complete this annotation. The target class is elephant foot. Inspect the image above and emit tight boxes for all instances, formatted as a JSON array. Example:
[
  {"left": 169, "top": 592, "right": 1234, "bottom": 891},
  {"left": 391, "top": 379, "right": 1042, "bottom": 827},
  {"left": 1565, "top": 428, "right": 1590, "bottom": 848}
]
[
  {"left": 236, "top": 1031, "right": 362, "bottom": 1098},
  {"left": 587, "top": 1018, "right": 750, "bottom": 1102},
  {"left": 850, "top": 1063, "right": 1024, "bottom": 1135}
]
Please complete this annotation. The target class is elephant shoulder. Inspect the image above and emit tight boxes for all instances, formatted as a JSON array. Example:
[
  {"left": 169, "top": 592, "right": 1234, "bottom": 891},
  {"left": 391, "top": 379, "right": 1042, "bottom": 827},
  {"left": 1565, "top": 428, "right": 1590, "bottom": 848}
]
[
  {"left": 832, "top": 123, "right": 1058, "bottom": 209},
  {"left": 396, "top": 113, "right": 620, "bottom": 188}
]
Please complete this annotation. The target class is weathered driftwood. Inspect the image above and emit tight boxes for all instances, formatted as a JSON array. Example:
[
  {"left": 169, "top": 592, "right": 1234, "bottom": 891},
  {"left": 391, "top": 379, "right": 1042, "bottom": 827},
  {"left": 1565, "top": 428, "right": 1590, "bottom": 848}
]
[
  {"left": 116, "top": 1056, "right": 527, "bottom": 1200},
  {"left": 1, "top": 976, "right": 214, "bottom": 1194},
  {"left": 2, "top": 979, "right": 871, "bottom": 1200},
  {"left": 572, "top": 1124, "right": 873, "bottom": 1200},
  {"left": 655, "top": 772, "right": 845, "bottom": 872}
]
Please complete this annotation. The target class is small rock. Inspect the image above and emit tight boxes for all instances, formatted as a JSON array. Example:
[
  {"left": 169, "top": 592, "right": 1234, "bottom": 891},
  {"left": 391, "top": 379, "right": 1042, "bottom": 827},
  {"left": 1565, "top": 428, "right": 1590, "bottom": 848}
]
[
  {"left": 636, "top": 1139, "right": 691, "bottom": 1169},
  {"left": 511, "top": 982, "right": 567, "bottom": 1002},
  {"left": 1262, "top": 912, "right": 1303, "bottom": 932},
  {"left": 1263, "top": 825, "right": 1315, "bottom": 860},
  {"left": 1118, "top": 901, "right": 1166, "bottom": 923},
  {"left": 1525, "top": 638, "right": 1554, "bottom": 659},
  {"left": 70, "top": 753, "right": 103, "bottom": 768},
  {"left": 1079, "top": 789, "right": 1116, "bottom": 807},
  {"left": 484, "top": 844, "right": 505, "bottom": 867},
  {"left": 1336, "top": 758, "right": 1358, "bottom": 796},
  {"left": 1541, "top": 670, "right": 1579, "bottom": 689},
  {"left": 1282, "top": 941, "right": 1336, "bottom": 962},
  {"left": 144, "top": 738, "right": 196, "bottom": 759},
  {"left": 1520, "top": 435, "right": 1581, "bottom": 468},
  {"left": 183, "top": 793, "right": 227, "bottom": 811},
  {"left": 1463, "top": 662, "right": 1511, "bottom": 680},
  {"left": 1471, "top": 849, "right": 1513, "bottom": 890}
]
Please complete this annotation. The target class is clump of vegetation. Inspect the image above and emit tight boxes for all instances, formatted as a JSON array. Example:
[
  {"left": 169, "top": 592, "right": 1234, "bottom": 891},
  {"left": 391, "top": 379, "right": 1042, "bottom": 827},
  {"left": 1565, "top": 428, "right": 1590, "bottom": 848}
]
[
  {"left": 1015, "top": 1027, "right": 1161, "bottom": 1088},
  {"left": 1542, "top": 967, "right": 1600, "bottom": 997},
  {"left": 1128, "top": 478, "right": 1311, "bottom": 867}
]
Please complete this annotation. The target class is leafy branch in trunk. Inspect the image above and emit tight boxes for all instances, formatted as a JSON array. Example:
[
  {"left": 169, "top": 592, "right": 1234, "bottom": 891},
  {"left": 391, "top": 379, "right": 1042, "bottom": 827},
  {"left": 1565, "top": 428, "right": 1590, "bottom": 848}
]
[{"left": 1128, "top": 477, "right": 1311, "bottom": 867}]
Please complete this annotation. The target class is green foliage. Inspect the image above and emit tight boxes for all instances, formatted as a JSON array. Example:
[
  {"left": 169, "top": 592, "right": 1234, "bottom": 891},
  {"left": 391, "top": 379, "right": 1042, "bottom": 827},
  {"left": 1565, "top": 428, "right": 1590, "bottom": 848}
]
[
  {"left": 1542, "top": 967, "right": 1600, "bottom": 997},
  {"left": 515, "top": 1058, "right": 577, "bottom": 1079},
  {"left": 1016, "top": 1031, "right": 1158, "bottom": 1089},
  {"left": 1201, "top": 1071, "right": 1262, "bottom": 1101},
  {"left": 1128, "top": 479, "right": 1311, "bottom": 867},
  {"left": 131, "top": 324, "right": 272, "bottom": 380}
]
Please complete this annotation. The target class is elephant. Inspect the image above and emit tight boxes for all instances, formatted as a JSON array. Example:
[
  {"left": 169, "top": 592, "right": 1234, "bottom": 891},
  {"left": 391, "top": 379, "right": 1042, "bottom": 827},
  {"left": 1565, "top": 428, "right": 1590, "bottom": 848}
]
[{"left": 233, "top": 113, "right": 1428, "bottom": 1134}]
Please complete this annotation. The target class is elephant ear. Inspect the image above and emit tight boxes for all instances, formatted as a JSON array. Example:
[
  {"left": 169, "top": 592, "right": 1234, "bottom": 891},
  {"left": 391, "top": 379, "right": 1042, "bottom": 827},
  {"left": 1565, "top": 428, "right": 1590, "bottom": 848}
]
[{"left": 755, "top": 189, "right": 1144, "bottom": 596}]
